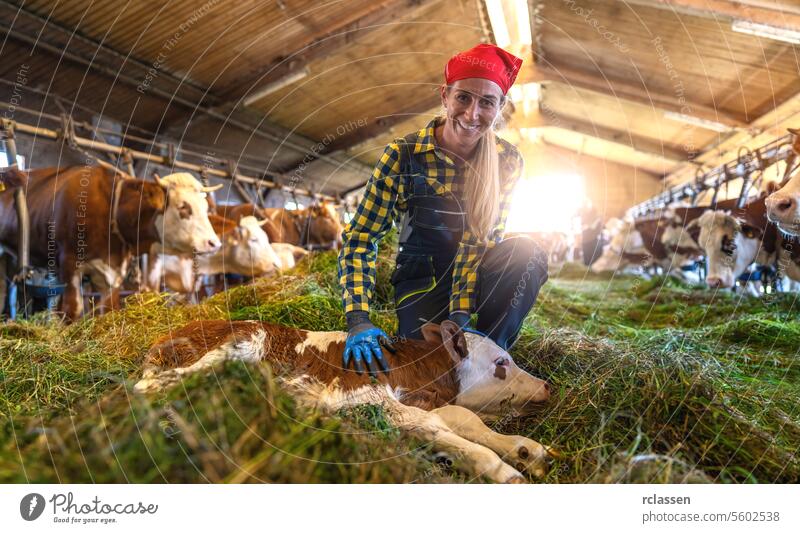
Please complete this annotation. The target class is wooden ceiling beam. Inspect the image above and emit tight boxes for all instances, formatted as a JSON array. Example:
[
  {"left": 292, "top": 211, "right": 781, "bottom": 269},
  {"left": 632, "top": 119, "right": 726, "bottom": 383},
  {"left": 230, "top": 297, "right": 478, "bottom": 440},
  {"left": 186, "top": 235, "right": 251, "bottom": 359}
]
[
  {"left": 512, "top": 107, "right": 688, "bottom": 162},
  {"left": 622, "top": 0, "right": 800, "bottom": 31},
  {"left": 277, "top": 99, "right": 439, "bottom": 174},
  {"left": 218, "top": 0, "right": 442, "bottom": 107},
  {"left": 517, "top": 61, "right": 748, "bottom": 129}
]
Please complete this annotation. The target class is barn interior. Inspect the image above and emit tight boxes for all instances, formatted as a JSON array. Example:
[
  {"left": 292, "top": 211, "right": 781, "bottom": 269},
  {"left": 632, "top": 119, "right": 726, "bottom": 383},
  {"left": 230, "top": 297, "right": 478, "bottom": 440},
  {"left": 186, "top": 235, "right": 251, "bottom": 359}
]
[{"left": 1, "top": 0, "right": 799, "bottom": 485}]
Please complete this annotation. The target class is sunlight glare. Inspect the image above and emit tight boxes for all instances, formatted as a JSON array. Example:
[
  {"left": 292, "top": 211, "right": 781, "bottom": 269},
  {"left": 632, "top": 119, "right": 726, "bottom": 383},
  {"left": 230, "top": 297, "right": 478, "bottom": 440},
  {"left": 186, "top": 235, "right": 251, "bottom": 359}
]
[{"left": 505, "top": 173, "right": 586, "bottom": 234}]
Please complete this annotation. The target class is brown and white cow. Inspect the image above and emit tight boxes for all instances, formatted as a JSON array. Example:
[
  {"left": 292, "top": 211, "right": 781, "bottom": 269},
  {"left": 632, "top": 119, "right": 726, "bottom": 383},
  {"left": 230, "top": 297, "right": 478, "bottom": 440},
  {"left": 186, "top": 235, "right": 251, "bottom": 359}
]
[
  {"left": 766, "top": 171, "right": 800, "bottom": 237},
  {"left": 591, "top": 218, "right": 652, "bottom": 273},
  {"left": 225, "top": 202, "right": 343, "bottom": 250},
  {"left": 148, "top": 212, "right": 283, "bottom": 295},
  {"left": 0, "top": 167, "right": 221, "bottom": 320},
  {"left": 690, "top": 194, "right": 778, "bottom": 292},
  {"left": 135, "top": 319, "right": 555, "bottom": 483}
]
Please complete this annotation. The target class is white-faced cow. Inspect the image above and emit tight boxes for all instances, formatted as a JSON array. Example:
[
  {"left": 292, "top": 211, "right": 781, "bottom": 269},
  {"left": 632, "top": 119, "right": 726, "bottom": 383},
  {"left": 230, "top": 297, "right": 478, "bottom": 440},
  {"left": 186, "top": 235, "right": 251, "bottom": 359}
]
[
  {"left": 690, "top": 195, "right": 778, "bottom": 293},
  {"left": 135, "top": 319, "right": 555, "bottom": 483},
  {"left": 148, "top": 214, "right": 282, "bottom": 295},
  {"left": 0, "top": 167, "right": 221, "bottom": 320},
  {"left": 225, "top": 202, "right": 343, "bottom": 250}
]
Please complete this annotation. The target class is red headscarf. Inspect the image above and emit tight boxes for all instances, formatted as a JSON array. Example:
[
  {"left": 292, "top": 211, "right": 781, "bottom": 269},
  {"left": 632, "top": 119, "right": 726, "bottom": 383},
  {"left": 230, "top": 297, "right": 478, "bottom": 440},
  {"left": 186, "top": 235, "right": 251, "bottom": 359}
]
[{"left": 444, "top": 43, "right": 523, "bottom": 95}]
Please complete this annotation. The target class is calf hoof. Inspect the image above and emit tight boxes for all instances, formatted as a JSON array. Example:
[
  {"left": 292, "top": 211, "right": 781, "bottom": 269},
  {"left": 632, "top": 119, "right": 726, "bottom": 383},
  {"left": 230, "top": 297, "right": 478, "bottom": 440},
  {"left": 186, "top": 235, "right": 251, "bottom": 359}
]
[
  {"left": 508, "top": 439, "right": 552, "bottom": 478},
  {"left": 506, "top": 474, "right": 526, "bottom": 484}
]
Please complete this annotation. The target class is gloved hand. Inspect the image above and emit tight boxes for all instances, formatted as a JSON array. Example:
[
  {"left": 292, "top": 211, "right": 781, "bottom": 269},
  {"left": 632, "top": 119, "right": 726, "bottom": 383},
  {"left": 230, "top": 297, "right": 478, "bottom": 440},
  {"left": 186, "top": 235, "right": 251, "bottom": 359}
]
[
  {"left": 344, "top": 312, "right": 395, "bottom": 375},
  {"left": 447, "top": 311, "right": 470, "bottom": 328}
]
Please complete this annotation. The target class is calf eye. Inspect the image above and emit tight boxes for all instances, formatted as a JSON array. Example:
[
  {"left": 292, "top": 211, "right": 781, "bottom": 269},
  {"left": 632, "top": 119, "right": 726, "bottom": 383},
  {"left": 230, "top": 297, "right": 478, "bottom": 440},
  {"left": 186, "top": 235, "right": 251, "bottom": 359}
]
[{"left": 494, "top": 357, "right": 509, "bottom": 367}]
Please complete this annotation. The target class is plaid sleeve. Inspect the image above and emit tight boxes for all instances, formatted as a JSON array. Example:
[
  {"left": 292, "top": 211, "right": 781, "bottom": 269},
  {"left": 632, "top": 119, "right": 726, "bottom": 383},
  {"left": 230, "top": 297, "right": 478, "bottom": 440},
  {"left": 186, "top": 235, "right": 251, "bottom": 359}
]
[
  {"left": 449, "top": 149, "right": 524, "bottom": 315},
  {"left": 338, "top": 142, "right": 403, "bottom": 314}
]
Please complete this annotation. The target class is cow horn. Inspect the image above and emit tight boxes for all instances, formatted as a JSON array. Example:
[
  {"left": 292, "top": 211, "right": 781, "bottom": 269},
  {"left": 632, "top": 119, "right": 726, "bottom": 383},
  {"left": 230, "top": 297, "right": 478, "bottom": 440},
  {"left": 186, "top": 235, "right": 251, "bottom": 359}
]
[
  {"left": 153, "top": 173, "right": 168, "bottom": 188},
  {"left": 201, "top": 184, "right": 223, "bottom": 192}
]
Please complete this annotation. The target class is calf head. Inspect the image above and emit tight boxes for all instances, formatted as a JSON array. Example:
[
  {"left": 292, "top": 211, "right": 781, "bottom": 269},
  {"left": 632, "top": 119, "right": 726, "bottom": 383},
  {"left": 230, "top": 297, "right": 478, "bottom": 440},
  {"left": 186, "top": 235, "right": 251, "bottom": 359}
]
[
  {"left": 154, "top": 173, "right": 222, "bottom": 255},
  {"left": 223, "top": 216, "right": 281, "bottom": 275},
  {"left": 766, "top": 176, "right": 800, "bottom": 236},
  {"left": 694, "top": 210, "right": 760, "bottom": 288},
  {"left": 421, "top": 320, "right": 550, "bottom": 417}
]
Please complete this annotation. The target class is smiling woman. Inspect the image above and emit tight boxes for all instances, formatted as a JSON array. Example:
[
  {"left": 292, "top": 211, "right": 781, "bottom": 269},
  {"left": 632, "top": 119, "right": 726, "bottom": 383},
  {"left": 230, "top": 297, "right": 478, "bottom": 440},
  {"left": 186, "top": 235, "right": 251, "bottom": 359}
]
[{"left": 338, "top": 43, "right": 550, "bottom": 372}]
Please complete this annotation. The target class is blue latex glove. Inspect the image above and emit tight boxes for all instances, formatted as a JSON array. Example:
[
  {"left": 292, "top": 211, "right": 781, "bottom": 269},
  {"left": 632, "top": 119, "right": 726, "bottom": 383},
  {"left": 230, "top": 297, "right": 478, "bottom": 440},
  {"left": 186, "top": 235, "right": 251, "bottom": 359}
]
[{"left": 343, "top": 324, "right": 395, "bottom": 375}]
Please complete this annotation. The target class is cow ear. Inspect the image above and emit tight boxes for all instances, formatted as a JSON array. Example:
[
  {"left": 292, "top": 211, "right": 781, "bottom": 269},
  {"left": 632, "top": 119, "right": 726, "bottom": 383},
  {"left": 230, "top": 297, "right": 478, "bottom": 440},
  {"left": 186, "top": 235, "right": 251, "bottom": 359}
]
[
  {"left": 766, "top": 181, "right": 781, "bottom": 195},
  {"left": 440, "top": 320, "right": 469, "bottom": 362},
  {"left": 741, "top": 224, "right": 762, "bottom": 240}
]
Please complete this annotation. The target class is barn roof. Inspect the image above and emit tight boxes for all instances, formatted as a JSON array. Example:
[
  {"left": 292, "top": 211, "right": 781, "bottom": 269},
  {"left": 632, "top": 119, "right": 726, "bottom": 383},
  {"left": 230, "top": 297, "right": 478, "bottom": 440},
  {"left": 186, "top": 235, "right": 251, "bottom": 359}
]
[{"left": 1, "top": 0, "right": 799, "bottom": 198}]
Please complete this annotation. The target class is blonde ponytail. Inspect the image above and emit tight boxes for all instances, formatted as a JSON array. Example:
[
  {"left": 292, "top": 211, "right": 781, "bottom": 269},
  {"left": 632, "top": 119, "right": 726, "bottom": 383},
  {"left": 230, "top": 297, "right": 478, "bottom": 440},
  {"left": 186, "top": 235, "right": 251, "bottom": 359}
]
[{"left": 462, "top": 127, "right": 501, "bottom": 241}]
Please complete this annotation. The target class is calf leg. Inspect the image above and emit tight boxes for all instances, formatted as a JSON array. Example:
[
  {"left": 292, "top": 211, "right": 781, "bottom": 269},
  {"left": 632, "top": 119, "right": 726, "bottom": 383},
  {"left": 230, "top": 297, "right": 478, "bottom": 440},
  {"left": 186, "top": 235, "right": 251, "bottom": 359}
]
[
  {"left": 391, "top": 403, "right": 525, "bottom": 483},
  {"left": 288, "top": 380, "right": 525, "bottom": 484},
  {"left": 432, "top": 404, "right": 551, "bottom": 478}
]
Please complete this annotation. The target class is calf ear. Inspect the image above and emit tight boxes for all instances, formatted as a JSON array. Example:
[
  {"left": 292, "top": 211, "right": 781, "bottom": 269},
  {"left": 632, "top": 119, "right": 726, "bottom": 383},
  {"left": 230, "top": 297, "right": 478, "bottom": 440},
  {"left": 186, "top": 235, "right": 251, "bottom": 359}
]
[
  {"left": 440, "top": 320, "right": 469, "bottom": 361},
  {"left": 420, "top": 321, "right": 469, "bottom": 362},
  {"left": 420, "top": 322, "right": 442, "bottom": 343}
]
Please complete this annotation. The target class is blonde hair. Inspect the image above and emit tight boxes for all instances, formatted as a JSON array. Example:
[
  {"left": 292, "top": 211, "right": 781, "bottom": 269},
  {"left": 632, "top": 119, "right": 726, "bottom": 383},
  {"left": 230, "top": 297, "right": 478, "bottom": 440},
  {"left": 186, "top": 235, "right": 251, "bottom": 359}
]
[{"left": 462, "top": 128, "right": 501, "bottom": 240}]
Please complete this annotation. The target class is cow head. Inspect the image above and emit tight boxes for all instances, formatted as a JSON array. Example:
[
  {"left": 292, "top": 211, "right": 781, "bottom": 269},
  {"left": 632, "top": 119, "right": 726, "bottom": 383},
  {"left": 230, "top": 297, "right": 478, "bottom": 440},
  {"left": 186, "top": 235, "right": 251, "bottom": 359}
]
[
  {"left": 766, "top": 176, "right": 800, "bottom": 236},
  {"left": 660, "top": 222, "right": 703, "bottom": 265},
  {"left": 693, "top": 210, "right": 760, "bottom": 288},
  {"left": 421, "top": 320, "right": 550, "bottom": 417},
  {"left": 306, "top": 202, "right": 344, "bottom": 248},
  {"left": 222, "top": 216, "right": 281, "bottom": 275},
  {"left": 154, "top": 173, "right": 222, "bottom": 255},
  {"left": 591, "top": 218, "right": 646, "bottom": 272}
]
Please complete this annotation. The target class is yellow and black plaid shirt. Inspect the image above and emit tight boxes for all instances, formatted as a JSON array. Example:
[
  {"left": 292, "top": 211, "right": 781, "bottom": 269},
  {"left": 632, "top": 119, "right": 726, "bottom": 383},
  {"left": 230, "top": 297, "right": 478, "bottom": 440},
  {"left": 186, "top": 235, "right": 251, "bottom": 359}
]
[{"left": 338, "top": 118, "right": 524, "bottom": 315}]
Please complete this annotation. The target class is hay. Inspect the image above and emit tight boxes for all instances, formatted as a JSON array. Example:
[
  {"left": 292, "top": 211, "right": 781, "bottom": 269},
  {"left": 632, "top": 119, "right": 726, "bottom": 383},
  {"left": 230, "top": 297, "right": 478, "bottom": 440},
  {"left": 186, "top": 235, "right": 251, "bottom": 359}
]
[{"left": 1, "top": 254, "right": 799, "bottom": 483}]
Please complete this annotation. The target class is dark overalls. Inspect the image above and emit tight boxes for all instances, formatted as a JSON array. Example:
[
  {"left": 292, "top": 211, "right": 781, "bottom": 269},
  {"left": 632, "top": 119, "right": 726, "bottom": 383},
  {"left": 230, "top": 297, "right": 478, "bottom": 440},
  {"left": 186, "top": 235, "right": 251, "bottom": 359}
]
[{"left": 391, "top": 136, "right": 549, "bottom": 351}]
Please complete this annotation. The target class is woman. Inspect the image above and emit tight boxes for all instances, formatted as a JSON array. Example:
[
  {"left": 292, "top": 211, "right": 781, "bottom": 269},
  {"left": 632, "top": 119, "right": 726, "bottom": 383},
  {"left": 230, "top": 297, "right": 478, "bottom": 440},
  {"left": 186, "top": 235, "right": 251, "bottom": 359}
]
[{"left": 337, "top": 44, "right": 548, "bottom": 374}]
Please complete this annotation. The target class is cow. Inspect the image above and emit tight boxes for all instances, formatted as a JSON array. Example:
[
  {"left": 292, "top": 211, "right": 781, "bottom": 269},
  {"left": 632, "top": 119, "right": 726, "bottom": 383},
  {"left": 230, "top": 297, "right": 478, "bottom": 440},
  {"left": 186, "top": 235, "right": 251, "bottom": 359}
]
[
  {"left": 690, "top": 194, "right": 778, "bottom": 293},
  {"left": 0, "top": 167, "right": 221, "bottom": 320},
  {"left": 766, "top": 170, "right": 800, "bottom": 237},
  {"left": 134, "top": 318, "right": 555, "bottom": 483},
  {"left": 148, "top": 213, "right": 282, "bottom": 296},
  {"left": 225, "top": 202, "right": 343, "bottom": 250},
  {"left": 591, "top": 218, "right": 652, "bottom": 274}
]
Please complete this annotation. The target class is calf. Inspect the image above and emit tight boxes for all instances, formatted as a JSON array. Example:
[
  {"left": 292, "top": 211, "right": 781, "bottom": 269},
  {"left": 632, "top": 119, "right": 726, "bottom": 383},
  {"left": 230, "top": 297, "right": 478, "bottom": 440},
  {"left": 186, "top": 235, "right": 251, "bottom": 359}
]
[
  {"left": 0, "top": 167, "right": 221, "bottom": 320},
  {"left": 135, "top": 319, "right": 554, "bottom": 483}
]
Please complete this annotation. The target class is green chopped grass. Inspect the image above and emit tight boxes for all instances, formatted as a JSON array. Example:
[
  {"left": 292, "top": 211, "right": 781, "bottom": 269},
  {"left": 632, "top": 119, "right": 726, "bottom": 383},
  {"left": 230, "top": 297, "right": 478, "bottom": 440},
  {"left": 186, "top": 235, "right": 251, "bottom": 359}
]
[{"left": 1, "top": 250, "right": 798, "bottom": 483}]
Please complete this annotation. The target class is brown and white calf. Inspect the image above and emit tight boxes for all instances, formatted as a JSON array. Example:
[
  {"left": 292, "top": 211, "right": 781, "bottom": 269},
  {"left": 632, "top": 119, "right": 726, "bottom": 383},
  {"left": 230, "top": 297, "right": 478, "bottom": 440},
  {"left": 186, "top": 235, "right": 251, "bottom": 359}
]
[
  {"left": 0, "top": 167, "right": 221, "bottom": 320},
  {"left": 135, "top": 319, "right": 555, "bottom": 483}
]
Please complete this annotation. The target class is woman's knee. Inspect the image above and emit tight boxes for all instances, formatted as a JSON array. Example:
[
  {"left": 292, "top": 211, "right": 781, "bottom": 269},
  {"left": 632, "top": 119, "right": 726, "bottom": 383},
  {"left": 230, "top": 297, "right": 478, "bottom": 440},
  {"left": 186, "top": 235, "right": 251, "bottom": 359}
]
[{"left": 506, "top": 237, "right": 549, "bottom": 285}]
